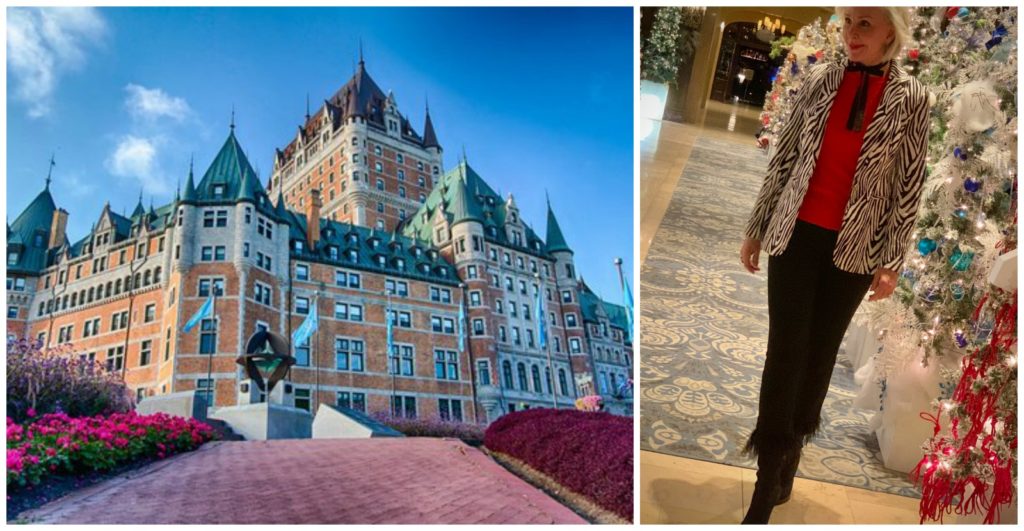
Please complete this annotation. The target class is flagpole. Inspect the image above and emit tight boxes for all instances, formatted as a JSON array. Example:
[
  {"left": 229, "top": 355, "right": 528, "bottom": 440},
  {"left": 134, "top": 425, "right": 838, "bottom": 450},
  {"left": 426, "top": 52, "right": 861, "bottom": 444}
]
[
  {"left": 313, "top": 289, "right": 320, "bottom": 414},
  {"left": 207, "top": 286, "right": 217, "bottom": 408},
  {"left": 458, "top": 283, "right": 480, "bottom": 423},
  {"left": 387, "top": 289, "right": 395, "bottom": 414},
  {"left": 536, "top": 273, "right": 558, "bottom": 410}
]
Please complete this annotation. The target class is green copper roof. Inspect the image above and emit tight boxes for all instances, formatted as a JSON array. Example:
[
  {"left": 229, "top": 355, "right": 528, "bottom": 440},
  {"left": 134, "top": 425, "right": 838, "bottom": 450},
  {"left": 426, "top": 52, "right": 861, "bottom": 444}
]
[
  {"left": 545, "top": 199, "right": 572, "bottom": 254},
  {"left": 602, "top": 301, "right": 630, "bottom": 334},
  {"left": 448, "top": 172, "right": 484, "bottom": 226},
  {"left": 193, "top": 130, "right": 261, "bottom": 203},
  {"left": 401, "top": 160, "right": 548, "bottom": 256},
  {"left": 7, "top": 186, "right": 57, "bottom": 274}
]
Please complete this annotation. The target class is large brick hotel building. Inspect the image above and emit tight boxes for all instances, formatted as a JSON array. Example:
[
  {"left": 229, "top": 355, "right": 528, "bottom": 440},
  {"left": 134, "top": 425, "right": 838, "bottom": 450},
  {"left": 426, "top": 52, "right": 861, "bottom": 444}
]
[{"left": 6, "top": 59, "right": 633, "bottom": 423}]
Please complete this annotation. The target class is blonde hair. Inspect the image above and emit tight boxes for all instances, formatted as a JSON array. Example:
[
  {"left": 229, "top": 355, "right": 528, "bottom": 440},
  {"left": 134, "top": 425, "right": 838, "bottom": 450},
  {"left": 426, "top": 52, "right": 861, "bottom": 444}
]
[{"left": 835, "top": 6, "right": 913, "bottom": 62}]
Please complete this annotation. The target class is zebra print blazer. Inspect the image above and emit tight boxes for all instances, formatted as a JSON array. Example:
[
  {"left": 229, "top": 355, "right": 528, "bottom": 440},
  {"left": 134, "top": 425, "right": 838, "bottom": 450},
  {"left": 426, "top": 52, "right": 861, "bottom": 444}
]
[{"left": 744, "top": 56, "right": 932, "bottom": 275}]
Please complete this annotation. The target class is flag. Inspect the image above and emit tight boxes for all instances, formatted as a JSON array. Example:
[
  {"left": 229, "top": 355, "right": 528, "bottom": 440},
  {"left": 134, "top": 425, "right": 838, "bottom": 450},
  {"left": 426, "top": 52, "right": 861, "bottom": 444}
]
[
  {"left": 622, "top": 276, "right": 634, "bottom": 341},
  {"left": 535, "top": 286, "right": 547, "bottom": 349},
  {"left": 386, "top": 301, "right": 395, "bottom": 373},
  {"left": 182, "top": 295, "right": 213, "bottom": 333},
  {"left": 292, "top": 302, "right": 318, "bottom": 347},
  {"left": 457, "top": 297, "right": 466, "bottom": 352}
]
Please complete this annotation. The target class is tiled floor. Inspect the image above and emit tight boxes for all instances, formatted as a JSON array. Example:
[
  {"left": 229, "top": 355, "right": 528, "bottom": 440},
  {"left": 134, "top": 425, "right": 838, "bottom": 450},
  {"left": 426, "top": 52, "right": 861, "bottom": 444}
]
[
  {"left": 639, "top": 102, "right": 933, "bottom": 525},
  {"left": 640, "top": 451, "right": 934, "bottom": 525}
]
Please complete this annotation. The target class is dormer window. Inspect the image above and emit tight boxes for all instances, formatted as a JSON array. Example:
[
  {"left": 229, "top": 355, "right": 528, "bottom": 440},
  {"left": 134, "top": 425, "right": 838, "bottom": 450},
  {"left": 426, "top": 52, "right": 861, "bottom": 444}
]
[
  {"left": 374, "top": 145, "right": 382, "bottom": 156},
  {"left": 420, "top": 263, "right": 430, "bottom": 274},
  {"left": 395, "top": 258, "right": 405, "bottom": 268},
  {"left": 328, "top": 246, "right": 339, "bottom": 260},
  {"left": 428, "top": 250, "right": 437, "bottom": 261},
  {"left": 8, "top": 251, "right": 19, "bottom": 266},
  {"left": 212, "top": 184, "right": 225, "bottom": 198},
  {"left": 487, "top": 226, "right": 497, "bottom": 237},
  {"left": 294, "top": 240, "right": 304, "bottom": 253},
  {"left": 370, "top": 239, "right": 379, "bottom": 249},
  {"left": 347, "top": 234, "right": 358, "bottom": 245},
  {"left": 33, "top": 233, "right": 45, "bottom": 248},
  {"left": 377, "top": 255, "right": 386, "bottom": 267},
  {"left": 510, "top": 213, "right": 517, "bottom": 223}
]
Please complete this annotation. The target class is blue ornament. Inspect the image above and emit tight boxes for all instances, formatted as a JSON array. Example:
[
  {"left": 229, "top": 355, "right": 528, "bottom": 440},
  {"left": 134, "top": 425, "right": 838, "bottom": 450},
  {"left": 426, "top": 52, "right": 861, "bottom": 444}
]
[
  {"left": 807, "top": 55, "right": 818, "bottom": 64},
  {"left": 918, "top": 238, "right": 938, "bottom": 256},
  {"left": 993, "top": 24, "right": 1008, "bottom": 37},
  {"left": 958, "top": 7, "right": 970, "bottom": 18},
  {"left": 949, "top": 247, "right": 975, "bottom": 271},
  {"left": 986, "top": 36, "right": 1003, "bottom": 50},
  {"left": 954, "top": 330, "right": 968, "bottom": 348},
  {"left": 830, "top": 14, "right": 839, "bottom": 23},
  {"left": 950, "top": 283, "right": 965, "bottom": 300},
  {"left": 964, "top": 178, "right": 982, "bottom": 193},
  {"left": 955, "top": 207, "right": 969, "bottom": 218},
  {"left": 954, "top": 146, "right": 968, "bottom": 160},
  {"left": 791, "top": 62, "right": 799, "bottom": 76},
  {"left": 925, "top": 286, "right": 942, "bottom": 303}
]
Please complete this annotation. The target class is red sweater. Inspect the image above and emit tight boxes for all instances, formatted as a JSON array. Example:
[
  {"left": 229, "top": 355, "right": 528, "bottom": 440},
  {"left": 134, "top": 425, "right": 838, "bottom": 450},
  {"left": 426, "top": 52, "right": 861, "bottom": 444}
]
[{"left": 797, "top": 67, "right": 889, "bottom": 231}]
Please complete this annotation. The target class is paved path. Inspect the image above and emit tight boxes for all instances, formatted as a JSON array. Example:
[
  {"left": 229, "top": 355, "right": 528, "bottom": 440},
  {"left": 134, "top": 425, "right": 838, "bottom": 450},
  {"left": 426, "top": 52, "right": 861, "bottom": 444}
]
[{"left": 19, "top": 439, "right": 587, "bottom": 524}]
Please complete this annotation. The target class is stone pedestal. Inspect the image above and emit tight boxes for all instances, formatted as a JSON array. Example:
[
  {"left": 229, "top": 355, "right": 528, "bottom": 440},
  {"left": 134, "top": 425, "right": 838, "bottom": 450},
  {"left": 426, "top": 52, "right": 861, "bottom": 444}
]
[{"left": 210, "top": 402, "right": 312, "bottom": 440}]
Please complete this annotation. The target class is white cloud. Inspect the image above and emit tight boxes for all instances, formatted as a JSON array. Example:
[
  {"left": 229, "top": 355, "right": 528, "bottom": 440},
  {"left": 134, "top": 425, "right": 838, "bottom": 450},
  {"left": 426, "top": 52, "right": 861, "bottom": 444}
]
[
  {"left": 125, "top": 84, "right": 191, "bottom": 122},
  {"left": 7, "top": 7, "right": 107, "bottom": 118},
  {"left": 106, "top": 135, "right": 170, "bottom": 196}
]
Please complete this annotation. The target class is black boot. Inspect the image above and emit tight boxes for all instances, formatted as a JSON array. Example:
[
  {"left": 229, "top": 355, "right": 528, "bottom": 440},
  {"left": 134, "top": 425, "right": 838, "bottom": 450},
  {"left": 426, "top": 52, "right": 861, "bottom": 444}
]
[
  {"left": 741, "top": 450, "right": 785, "bottom": 524},
  {"left": 775, "top": 447, "right": 802, "bottom": 505}
]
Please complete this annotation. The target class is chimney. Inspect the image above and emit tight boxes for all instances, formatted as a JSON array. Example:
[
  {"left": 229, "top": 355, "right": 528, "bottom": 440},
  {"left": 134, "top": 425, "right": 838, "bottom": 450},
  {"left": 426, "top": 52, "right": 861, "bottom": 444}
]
[
  {"left": 306, "top": 189, "right": 322, "bottom": 249},
  {"left": 49, "top": 208, "right": 68, "bottom": 249}
]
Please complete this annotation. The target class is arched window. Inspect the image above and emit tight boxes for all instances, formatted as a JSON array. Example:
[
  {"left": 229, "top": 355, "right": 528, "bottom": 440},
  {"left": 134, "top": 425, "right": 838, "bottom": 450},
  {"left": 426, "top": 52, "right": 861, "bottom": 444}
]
[
  {"left": 105, "top": 281, "right": 112, "bottom": 298},
  {"left": 558, "top": 369, "right": 568, "bottom": 396},
  {"left": 502, "top": 361, "right": 513, "bottom": 389},
  {"left": 87, "top": 287, "right": 95, "bottom": 303},
  {"left": 143, "top": 270, "right": 152, "bottom": 286},
  {"left": 153, "top": 267, "right": 162, "bottom": 284},
  {"left": 545, "top": 367, "right": 553, "bottom": 395},
  {"left": 531, "top": 365, "right": 542, "bottom": 394},
  {"left": 517, "top": 362, "right": 528, "bottom": 391},
  {"left": 115, "top": 278, "right": 122, "bottom": 294},
  {"left": 134, "top": 273, "right": 141, "bottom": 289}
]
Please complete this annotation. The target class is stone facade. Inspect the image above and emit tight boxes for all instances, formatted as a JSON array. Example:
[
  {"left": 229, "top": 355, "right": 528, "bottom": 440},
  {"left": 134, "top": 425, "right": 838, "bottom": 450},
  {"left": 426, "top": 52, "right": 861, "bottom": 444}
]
[{"left": 6, "top": 60, "right": 632, "bottom": 424}]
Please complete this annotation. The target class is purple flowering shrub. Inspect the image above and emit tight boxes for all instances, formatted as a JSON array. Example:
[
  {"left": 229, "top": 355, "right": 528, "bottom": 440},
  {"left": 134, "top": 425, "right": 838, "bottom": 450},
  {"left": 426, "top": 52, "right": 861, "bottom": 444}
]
[
  {"left": 370, "top": 412, "right": 485, "bottom": 444},
  {"left": 484, "top": 408, "right": 633, "bottom": 521},
  {"left": 7, "top": 339, "right": 134, "bottom": 423}
]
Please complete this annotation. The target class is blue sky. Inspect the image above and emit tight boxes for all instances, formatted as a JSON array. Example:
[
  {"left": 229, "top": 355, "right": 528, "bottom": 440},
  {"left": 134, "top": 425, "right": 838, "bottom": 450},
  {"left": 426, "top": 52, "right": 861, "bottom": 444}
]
[{"left": 7, "top": 7, "right": 634, "bottom": 301}]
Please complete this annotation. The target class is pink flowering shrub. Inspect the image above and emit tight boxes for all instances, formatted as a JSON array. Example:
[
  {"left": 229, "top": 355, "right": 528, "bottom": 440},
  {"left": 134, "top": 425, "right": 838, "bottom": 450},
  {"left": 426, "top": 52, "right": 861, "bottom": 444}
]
[
  {"left": 484, "top": 408, "right": 633, "bottom": 521},
  {"left": 575, "top": 394, "right": 604, "bottom": 412},
  {"left": 370, "top": 412, "right": 485, "bottom": 444},
  {"left": 6, "top": 411, "right": 215, "bottom": 489},
  {"left": 7, "top": 339, "right": 133, "bottom": 423}
]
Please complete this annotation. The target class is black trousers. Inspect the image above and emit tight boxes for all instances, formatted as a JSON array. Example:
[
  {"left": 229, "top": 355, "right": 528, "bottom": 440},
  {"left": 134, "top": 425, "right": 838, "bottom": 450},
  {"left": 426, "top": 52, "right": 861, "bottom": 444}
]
[{"left": 744, "top": 219, "right": 874, "bottom": 457}]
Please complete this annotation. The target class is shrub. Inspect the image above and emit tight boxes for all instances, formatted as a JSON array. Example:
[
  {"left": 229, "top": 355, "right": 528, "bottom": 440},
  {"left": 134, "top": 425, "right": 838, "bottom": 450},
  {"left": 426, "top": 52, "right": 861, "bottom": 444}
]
[
  {"left": 7, "top": 411, "right": 215, "bottom": 489},
  {"left": 370, "top": 412, "right": 485, "bottom": 445},
  {"left": 484, "top": 408, "right": 633, "bottom": 521},
  {"left": 7, "top": 339, "right": 134, "bottom": 423}
]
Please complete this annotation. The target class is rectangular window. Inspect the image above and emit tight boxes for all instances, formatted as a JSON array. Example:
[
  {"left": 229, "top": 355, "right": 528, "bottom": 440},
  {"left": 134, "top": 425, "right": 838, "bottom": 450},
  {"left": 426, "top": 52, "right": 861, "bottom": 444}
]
[
  {"left": 294, "top": 388, "right": 311, "bottom": 412},
  {"left": 477, "top": 360, "right": 491, "bottom": 386},
  {"left": 390, "top": 344, "right": 414, "bottom": 376},
  {"left": 570, "top": 337, "right": 581, "bottom": 353},
  {"left": 336, "top": 391, "right": 366, "bottom": 412},
  {"left": 196, "top": 378, "right": 214, "bottom": 406},
  {"left": 391, "top": 395, "right": 417, "bottom": 419},
  {"left": 439, "top": 398, "right": 463, "bottom": 422},
  {"left": 198, "top": 278, "right": 224, "bottom": 297},
  {"left": 105, "top": 346, "right": 125, "bottom": 372},
  {"left": 469, "top": 291, "right": 481, "bottom": 307},
  {"left": 335, "top": 338, "right": 365, "bottom": 372},
  {"left": 199, "top": 319, "right": 217, "bottom": 354},
  {"left": 296, "top": 297, "right": 310, "bottom": 315},
  {"left": 144, "top": 303, "right": 156, "bottom": 323},
  {"left": 215, "top": 246, "right": 226, "bottom": 261},
  {"left": 294, "top": 338, "right": 310, "bottom": 366},
  {"left": 140, "top": 340, "right": 152, "bottom": 366},
  {"left": 296, "top": 263, "right": 309, "bottom": 281}
]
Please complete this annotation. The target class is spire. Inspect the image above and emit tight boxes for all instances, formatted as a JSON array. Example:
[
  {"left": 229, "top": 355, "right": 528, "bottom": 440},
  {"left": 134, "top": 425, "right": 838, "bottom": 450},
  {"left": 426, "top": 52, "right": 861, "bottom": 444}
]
[
  {"left": 46, "top": 153, "right": 55, "bottom": 190},
  {"left": 449, "top": 173, "right": 484, "bottom": 227},
  {"left": 305, "top": 92, "right": 310, "bottom": 121},
  {"left": 423, "top": 101, "right": 440, "bottom": 150},
  {"left": 545, "top": 195, "right": 572, "bottom": 254},
  {"left": 359, "top": 38, "right": 364, "bottom": 66},
  {"left": 130, "top": 189, "right": 146, "bottom": 219},
  {"left": 230, "top": 105, "right": 235, "bottom": 133},
  {"left": 275, "top": 188, "right": 288, "bottom": 219},
  {"left": 182, "top": 156, "right": 197, "bottom": 202}
]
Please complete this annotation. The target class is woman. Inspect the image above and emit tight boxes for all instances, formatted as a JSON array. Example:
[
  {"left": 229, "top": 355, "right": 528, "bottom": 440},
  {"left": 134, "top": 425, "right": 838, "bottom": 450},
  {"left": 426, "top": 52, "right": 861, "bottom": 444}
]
[{"left": 738, "top": 7, "right": 930, "bottom": 524}]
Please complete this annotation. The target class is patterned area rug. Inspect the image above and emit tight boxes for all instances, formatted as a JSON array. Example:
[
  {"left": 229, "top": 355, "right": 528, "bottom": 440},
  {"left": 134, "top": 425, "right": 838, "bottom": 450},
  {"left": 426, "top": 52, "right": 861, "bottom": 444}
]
[{"left": 640, "top": 135, "right": 920, "bottom": 498}]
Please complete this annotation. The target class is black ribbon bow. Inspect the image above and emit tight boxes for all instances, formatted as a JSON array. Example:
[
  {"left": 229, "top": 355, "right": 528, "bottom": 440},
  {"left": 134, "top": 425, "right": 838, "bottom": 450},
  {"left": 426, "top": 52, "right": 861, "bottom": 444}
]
[{"left": 845, "top": 61, "right": 887, "bottom": 132}]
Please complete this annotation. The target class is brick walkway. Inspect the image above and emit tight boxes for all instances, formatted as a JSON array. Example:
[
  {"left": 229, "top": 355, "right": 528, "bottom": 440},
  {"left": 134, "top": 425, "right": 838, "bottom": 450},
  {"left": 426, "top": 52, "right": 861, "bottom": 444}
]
[{"left": 19, "top": 439, "right": 587, "bottom": 524}]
